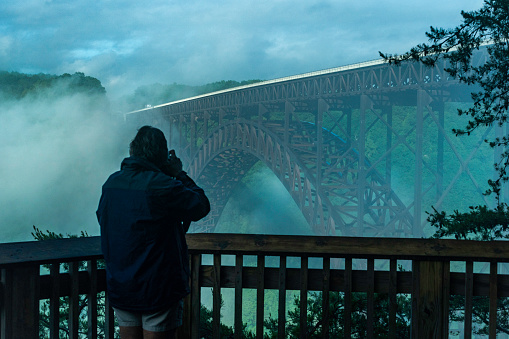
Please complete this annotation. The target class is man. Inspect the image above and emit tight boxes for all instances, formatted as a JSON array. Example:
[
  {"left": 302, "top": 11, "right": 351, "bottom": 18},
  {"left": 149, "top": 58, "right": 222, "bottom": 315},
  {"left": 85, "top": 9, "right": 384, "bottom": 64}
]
[{"left": 97, "top": 126, "right": 210, "bottom": 339}]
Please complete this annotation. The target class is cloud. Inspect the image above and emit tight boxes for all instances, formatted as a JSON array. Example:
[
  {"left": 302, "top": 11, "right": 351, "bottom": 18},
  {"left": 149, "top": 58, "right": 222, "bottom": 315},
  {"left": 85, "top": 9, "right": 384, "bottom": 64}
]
[
  {"left": 0, "top": 0, "right": 485, "bottom": 100},
  {"left": 0, "top": 35, "right": 13, "bottom": 58}
]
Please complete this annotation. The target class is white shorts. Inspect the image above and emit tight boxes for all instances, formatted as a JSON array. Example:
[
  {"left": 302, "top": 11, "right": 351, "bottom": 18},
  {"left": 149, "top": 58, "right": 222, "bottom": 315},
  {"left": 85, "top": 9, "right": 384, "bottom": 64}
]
[{"left": 113, "top": 299, "right": 184, "bottom": 332}]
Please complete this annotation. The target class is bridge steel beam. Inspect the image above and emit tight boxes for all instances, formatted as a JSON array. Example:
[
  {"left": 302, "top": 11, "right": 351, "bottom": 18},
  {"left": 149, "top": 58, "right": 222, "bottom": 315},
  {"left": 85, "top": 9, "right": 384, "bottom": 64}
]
[
  {"left": 125, "top": 49, "right": 494, "bottom": 237},
  {"left": 414, "top": 90, "right": 431, "bottom": 237}
]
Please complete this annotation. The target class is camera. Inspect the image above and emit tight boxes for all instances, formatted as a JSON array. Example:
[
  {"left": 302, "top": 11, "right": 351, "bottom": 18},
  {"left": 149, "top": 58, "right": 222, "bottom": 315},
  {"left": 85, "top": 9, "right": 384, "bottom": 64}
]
[{"left": 168, "top": 149, "right": 176, "bottom": 161}]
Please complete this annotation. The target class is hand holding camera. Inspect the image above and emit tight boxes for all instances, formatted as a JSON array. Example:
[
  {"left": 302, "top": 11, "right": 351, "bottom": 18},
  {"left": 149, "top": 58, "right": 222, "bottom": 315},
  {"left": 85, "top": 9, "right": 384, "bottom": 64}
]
[{"left": 165, "top": 149, "right": 183, "bottom": 177}]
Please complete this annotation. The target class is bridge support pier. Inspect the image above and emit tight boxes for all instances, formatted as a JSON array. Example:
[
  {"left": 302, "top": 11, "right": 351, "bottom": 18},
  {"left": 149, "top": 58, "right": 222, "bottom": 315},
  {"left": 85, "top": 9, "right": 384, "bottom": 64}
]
[
  {"left": 414, "top": 90, "right": 432, "bottom": 237},
  {"left": 357, "top": 95, "right": 372, "bottom": 236}
]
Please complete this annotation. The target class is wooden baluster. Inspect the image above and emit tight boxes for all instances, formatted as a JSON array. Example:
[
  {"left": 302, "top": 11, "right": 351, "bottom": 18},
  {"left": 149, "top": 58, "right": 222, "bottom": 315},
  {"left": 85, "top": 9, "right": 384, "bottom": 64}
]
[
  {"left": 278, "top": 256, "right": 287, "bottom": 339},
  {"left": 234, "top": 254, "right": 243, "bottom": 339},
  {"left": 179, "top": 294, "right": 192, "bottom": 339},
  {"left": 388, "top": 259, "right": 397, "bottom": 339},
  {"left": 190, "top": 253, "right": 201, "bottom": 339},
  {"left": 442, "top": 261, "right": 451, "bottom": 337},
  {"left": 177, "top": 254, "right": 193, "bottom": 339},
  {"left": 87, "top": 260, "right": 98, "bottom": 339},
  {"left": 489, "top": 262, "right": 497, "bottom": 339},
  {"left": 367, "top": 258, "right": 374, "bottom": 338},
  {"left": 49, "top": 263, "right": 60, "bottom": 339},
  {"left": 104, "top": 292, "right": 115, "bottom": 339},
  {"left": 300, "top": 256, "right": 308, "bottom": 339},
  {"left": 256, "top": 255, "right": 265, "bottom": 339},
  {"left": 213, "top": 254, "right": 221, "bottom": 339},
  {"left": 411, "top": 260, "right": 419, "bottom": 338},
  {"left": 464, "top": 261, "right": 473, "bottom": 339},
  {"left": 69, "top": 261, "right": 80, "bottom": 339},
  {"left": 322, "top": 256, "right": 330, "bottom": 339},
  {"left": 344, "top": 257, "right": 352, "bottom": 339}
]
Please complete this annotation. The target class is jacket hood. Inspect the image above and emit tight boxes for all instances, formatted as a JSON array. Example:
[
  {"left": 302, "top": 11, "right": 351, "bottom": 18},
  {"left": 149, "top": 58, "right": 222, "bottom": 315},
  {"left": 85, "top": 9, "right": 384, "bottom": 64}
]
[{"left": 120, "top": 156, "right": 161, "bottom": 172}]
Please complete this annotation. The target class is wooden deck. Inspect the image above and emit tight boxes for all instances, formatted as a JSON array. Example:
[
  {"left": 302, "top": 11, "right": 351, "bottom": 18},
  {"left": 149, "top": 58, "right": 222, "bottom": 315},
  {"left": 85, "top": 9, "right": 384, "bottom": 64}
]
[{"left": 1, "top": 233, "right": 509, "bottom": 338}]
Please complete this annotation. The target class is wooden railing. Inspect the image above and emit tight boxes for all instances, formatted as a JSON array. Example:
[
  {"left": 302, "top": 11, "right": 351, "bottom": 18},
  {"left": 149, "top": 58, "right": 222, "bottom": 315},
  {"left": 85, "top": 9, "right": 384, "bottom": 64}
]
[{"left": 1, "top": 234, "right": 509, "bottom": 338}]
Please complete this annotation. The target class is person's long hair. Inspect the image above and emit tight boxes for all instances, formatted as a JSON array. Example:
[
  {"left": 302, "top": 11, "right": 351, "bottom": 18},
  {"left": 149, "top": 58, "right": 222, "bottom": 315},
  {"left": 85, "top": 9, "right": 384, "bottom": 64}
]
[{"left": 129, "top": 126, "right": 168, "bottom": 168}]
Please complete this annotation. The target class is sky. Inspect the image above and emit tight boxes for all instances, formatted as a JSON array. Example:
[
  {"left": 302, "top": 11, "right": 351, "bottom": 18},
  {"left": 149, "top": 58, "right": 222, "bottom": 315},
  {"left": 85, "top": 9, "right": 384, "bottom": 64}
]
[
  {"left": 0, "top": 0, "right": 487, "bottom": 242},
  {"left": 0, "top": 0, "right": 485, "bottom": 100}
]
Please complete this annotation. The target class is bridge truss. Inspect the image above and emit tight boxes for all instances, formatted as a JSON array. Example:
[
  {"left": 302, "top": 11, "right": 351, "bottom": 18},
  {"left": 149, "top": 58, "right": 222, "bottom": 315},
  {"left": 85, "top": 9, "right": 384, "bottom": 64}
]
[{"left": 126, "top": 49, "right": 496, "bottom": 237}]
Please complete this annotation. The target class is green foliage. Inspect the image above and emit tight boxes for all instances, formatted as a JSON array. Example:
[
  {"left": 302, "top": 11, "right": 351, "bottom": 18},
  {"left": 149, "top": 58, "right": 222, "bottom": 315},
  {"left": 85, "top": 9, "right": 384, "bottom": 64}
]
[
  {"left": 0, "top": 71, "right": 106, "bottom": 101},
  {"left": 428, "top": 203, "right": 509, "bottom": 240},
  {"left": 38, "top": 292, "right": 112, "bottom": 339},
  {"left": 199, "top": 304, "right": 255, "bottom": 339},
  {"left": 264, "top": 292, "right": 411, "bottom": 338},
  {"left": 449, "top": 295, "right": 509, "bottom": 335},
  {"left": 32, "top": 225, "right": 89, "bottom": 240}
]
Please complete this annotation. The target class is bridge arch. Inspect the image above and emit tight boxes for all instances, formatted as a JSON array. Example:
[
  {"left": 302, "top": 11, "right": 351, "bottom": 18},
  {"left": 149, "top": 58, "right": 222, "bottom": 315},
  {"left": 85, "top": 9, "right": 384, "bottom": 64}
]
[{"left": 187, "top": 119, "right": 413, "bottom": 236}]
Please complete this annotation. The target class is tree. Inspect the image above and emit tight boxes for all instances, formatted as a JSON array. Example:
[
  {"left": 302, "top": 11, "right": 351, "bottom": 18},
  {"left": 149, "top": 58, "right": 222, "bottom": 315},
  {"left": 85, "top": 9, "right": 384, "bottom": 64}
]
[
  {"left": 199, "top": 303, "right": 256, "bottom": 339},
  {"left": 0, "top": 71, "right": 106, "bottom": 100},
  {"left": 380, "top": 0, "right": 509, "bottom": 240},
  {"left": 381, "top": 3, "right": 509, "bottom": 335},
  {"left": 264, "top": 292, "right": 411, "bottom": 338}
]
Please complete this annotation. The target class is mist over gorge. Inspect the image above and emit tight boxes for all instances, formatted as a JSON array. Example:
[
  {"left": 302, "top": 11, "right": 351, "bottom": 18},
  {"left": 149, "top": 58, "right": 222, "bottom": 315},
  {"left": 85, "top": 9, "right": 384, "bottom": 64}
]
[
  {"left": 1, "top": 68, "right": 490, "bottom": 243},
  {"left": 0, "top": 72, "right": 132, "bottom": 242},
  {"left": 0, "top": 72, "right": 305, "bottom": 242}
]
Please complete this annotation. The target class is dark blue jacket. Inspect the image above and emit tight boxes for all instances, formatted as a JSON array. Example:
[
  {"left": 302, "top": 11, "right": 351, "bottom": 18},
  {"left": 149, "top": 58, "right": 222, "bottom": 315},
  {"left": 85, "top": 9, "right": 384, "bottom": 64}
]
[{"left": 96, "top": 156, "right": 210, "bottom": 312}]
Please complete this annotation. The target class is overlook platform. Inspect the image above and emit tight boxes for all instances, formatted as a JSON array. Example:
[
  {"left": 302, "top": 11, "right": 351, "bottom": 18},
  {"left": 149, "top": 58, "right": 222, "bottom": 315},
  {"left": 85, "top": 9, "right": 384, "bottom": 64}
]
[{"left": 1, "top": 234, "right": 509, "bottom": 338}]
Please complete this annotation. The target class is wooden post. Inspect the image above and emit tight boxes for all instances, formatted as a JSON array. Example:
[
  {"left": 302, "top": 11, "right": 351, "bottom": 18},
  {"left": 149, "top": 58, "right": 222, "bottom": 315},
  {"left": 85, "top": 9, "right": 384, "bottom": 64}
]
[
  {"left": 176, "top": 295, "right": 192, "bottom": 339},
  {"left": 412, "top": 260, "right": 450, "bottom": 338},
  {"left": 1, "top": 265, "right": 40, "bottom": 338},
  {"left": 190, "top": 253, "right": 201, "bottom": 339}
]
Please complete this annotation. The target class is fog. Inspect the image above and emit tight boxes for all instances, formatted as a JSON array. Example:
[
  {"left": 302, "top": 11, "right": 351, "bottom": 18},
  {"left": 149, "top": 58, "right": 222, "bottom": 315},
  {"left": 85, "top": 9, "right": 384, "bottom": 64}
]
[
  {"left": 0, "top": 77, "right": 493, "bottom": 243},
  {"left": 0, "top": 77, "right": 311, "bottom": 243},
  {"left": 215, "top": 163, "right": 312, "bottom": 236},
  {"left": 0, "top": 82, "right": 133, "bottom": 242}
]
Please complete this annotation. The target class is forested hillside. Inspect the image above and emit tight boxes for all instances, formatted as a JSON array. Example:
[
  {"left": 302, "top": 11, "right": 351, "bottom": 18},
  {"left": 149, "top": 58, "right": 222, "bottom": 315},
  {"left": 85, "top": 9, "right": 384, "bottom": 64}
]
[{"left": 0, "top": 71, "right": 106, "bottom": 100}]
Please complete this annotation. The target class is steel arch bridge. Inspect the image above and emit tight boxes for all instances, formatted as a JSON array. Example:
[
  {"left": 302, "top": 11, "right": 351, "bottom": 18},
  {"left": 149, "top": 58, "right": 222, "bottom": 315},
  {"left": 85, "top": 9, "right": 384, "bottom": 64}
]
[{"left": 126, "top": 49, "right": 495, "bottom": 237}]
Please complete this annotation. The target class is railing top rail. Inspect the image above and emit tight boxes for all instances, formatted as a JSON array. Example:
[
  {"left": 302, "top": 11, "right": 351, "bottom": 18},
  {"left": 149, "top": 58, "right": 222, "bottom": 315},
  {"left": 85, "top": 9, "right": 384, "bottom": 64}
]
[
  {"left": 186, "top": 233, "right": 509, "bottom": 261},
  {"left": 1, "top": 233, "right": 509, "bottom": 268},
  {"left": 0, "top": 236, "right": 103, "bottom": 268}
]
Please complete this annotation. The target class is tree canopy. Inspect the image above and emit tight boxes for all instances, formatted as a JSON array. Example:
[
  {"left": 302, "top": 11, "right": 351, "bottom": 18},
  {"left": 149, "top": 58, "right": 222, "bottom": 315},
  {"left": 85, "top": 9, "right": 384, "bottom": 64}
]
[
  {"left": 0, "top": 71, "right": 106, "bottom": 100},
  {"left": 381, "top": 0, "right": 509, "bottom": 240}
]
